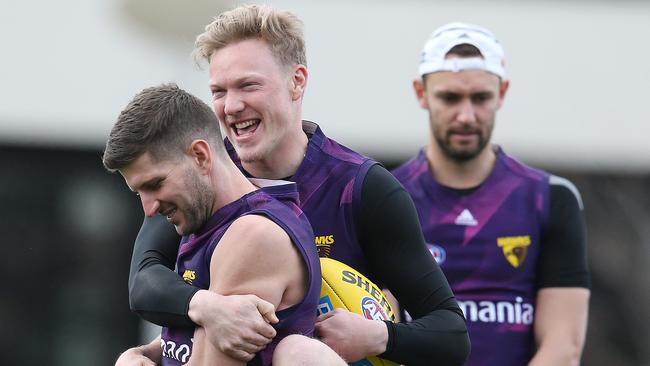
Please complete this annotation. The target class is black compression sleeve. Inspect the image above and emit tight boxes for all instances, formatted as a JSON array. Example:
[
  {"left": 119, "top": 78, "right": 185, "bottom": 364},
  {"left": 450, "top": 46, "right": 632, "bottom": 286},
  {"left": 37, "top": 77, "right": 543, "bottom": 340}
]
[
  {"left": 359, "top": 165, "right": 470, "bottom": 366},
  {"left": 537, "top": 180, "right": 590, "bottom": 288},
  {"left": 129, "top": 215, "right": 199, "bottom": 327}
]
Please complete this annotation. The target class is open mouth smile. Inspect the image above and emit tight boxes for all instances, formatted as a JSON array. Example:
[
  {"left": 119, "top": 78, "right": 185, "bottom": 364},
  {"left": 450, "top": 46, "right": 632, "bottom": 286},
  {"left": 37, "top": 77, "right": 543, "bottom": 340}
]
[{"left": 233, "top": 119, "right": 260, "bottom": 136}]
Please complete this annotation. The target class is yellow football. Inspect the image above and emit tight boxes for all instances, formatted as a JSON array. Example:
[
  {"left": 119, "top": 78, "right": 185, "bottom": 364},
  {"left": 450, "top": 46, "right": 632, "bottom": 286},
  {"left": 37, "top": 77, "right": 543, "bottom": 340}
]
[{"left": 318, "top": 258, "right": 399, "bottom": 366}]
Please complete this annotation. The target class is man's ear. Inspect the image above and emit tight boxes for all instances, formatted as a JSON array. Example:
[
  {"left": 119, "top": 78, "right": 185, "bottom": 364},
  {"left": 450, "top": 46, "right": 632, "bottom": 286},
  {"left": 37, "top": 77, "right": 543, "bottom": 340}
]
[
  {"left": 291, "top": 65, "right": 308, "bottom": 101},
  {"left": 497, "top": 79, "right": 510, "bottom": 109},
  {"left": 413, "top": 78, "right": 429, "bottom": 110},
  {"left": 187, "top": 139, "right": 213, "bottom": 174}
]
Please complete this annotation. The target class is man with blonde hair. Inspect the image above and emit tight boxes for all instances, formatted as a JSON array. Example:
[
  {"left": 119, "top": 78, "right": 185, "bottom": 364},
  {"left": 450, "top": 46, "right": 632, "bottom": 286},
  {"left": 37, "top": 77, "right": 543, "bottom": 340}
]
[{"left": 121, "top": 5, "right": 469, "bottom": 365}]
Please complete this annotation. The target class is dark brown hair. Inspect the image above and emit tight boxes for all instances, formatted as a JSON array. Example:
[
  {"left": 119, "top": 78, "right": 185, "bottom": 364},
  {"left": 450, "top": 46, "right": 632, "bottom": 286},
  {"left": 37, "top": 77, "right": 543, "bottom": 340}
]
[
  {"left": 102, "top": 83, "right": 222, "bottom": 172},
  {"left": 446, "top": 43, "right": 483, "bottom": 58}
]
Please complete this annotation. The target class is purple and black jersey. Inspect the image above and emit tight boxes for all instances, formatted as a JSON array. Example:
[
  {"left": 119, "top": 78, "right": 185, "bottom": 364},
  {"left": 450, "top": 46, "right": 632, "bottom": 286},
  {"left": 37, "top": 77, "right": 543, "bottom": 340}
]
[
  {"left": 129, "top": 121, "right": 471, "bottom": 364},
  {"left": 227, "top": 121, "right": 379, "bottom": 277},
  {"left": 393, "top": 148, "right": 551, "bottom": 365},
  {"left": 160, "top": 179, "right": 320, "bottom": 366}
]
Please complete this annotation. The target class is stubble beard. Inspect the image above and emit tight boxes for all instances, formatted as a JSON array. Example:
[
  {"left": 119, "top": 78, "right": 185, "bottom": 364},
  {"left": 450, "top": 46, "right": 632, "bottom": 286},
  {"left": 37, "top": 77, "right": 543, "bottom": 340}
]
[
  {"left": 435, "top": 131, "right": 488, "bottom": 162},
  {"left": 177, "top": 171, "right": 216, "bottom": 235},
  {"left": 431, "top": 117, "right": 493, "bottom": 163}
]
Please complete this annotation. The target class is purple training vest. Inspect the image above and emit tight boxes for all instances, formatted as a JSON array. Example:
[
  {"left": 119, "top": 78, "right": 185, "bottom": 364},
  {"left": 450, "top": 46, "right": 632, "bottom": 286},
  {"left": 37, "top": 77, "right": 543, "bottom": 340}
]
[
  {"left": 392, "top": 147, "right": 550, "bottom": 366},
  {"left": 226, "top": 121, "right": 379, "bottom": 280},
  {"left": 160, "top": 180, "right": 320, "bottom": 366}
]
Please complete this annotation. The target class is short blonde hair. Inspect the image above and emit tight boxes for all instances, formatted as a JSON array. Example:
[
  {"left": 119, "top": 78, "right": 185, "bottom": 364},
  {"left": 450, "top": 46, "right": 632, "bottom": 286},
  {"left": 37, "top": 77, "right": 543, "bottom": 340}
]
[{"left": 194, "top": 4, "right": 306, "bottom": 68}]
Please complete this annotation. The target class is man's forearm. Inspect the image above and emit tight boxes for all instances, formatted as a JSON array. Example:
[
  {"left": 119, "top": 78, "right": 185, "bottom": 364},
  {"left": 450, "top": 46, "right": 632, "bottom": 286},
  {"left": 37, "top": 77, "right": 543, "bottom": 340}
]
[
  {"left": 528, "top": 339, "right": 582, "bottom": 366},
  {"left": 128, "top": 216, "right": 199, "bottom": 327},
  {"left": 129, "top": 264, "right": 199, "bottom": 327},
  {"left": 530, "top": 288, "right": 589, "bottom": 366},
  {"left": 381, "top": 308, "right": 469, "bottom": 365},
  {"left": 359, "top": 167, "right": 470, "bottom": 365}
]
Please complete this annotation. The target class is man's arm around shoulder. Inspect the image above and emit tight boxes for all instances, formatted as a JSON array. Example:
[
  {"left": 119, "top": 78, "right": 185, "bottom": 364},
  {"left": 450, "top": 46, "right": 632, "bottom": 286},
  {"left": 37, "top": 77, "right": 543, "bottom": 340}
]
[{"left": 187, "top": 214, "right": 305, "bottom": 365}]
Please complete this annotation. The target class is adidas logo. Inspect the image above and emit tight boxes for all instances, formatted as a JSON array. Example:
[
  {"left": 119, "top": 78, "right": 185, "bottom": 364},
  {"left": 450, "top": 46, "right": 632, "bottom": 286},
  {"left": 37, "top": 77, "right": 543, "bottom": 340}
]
[{"left": 455, "top": 209, "right": 478, "bottom": 226}]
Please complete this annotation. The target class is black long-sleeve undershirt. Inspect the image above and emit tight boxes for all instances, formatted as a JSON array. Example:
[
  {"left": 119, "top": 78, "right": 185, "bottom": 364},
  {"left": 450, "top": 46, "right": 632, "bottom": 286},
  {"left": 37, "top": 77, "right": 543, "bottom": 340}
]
[
  {"left": 360, "top": 165, "right": 470, "bottom": 365},
  {"left": 537, "top": 182, "right": 590, "bottom": 289},
  {"left": 128, "top": 215, "right": 192, "bottom": 327},
  {"left": 127, "top": 164, "right": 470, "bottom": 364}
]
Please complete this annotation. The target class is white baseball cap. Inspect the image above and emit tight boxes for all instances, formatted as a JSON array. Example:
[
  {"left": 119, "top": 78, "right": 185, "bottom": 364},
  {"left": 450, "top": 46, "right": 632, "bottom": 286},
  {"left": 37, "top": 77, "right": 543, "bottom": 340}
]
[{"left": 418, "top": 22, "right": 506, "bottom": 78}]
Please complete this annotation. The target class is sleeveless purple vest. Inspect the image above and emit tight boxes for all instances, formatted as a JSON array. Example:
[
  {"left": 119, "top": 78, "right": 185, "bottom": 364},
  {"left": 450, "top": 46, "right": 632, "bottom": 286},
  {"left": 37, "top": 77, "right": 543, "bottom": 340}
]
[
  {"left": 160, "top": 180, "right": 320, "bottom": 366},
  {"left": 226, "top": 121, "right": 379, "bottom": 280},
  {"left": 392, "top": 147, "right": 550, "bottom": 366}
]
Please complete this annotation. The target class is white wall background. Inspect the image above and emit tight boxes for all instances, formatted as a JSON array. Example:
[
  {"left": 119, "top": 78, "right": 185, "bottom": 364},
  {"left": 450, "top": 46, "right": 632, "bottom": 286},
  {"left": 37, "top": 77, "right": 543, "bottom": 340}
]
[{"left": 1, "top": 0, "right": 649, "bottom": 172}]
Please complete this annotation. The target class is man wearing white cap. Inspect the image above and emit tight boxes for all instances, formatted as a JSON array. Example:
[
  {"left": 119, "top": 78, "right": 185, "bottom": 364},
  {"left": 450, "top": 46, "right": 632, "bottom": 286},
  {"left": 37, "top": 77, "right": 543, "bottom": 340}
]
[{"left": 392, "top": 23, "right": 590, "bottom": 365}]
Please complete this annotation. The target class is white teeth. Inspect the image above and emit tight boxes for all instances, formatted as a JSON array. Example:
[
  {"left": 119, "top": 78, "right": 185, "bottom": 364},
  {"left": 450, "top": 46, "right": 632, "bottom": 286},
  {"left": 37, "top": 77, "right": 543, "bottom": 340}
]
[{"left": 234, "top": 120, "right": 257, "bottom": 129}]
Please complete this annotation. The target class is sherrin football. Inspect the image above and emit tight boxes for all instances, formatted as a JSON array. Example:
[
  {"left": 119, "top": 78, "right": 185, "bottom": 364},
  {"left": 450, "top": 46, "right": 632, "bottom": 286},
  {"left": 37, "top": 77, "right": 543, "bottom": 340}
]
[{"left": 317, "top": 258, "right": 398, "bottom": 366}]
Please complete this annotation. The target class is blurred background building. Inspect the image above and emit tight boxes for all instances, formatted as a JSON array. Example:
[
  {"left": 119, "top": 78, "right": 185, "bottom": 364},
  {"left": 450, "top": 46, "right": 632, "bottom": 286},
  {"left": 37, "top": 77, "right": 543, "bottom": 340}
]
[{"left": 1, "top": 0, "right": 649, "bottom": 364}]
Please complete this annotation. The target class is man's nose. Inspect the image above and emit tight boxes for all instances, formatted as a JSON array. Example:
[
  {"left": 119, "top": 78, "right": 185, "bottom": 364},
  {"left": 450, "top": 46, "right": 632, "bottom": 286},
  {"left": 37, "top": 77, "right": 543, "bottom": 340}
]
[
  {"left": 139, "top": 192, "right": 160, "bottom": 217},
  {"left": 457, "top": 99, "right": 477, "bottom": 123},
  {"left": 223, "top": 92, "right": 245, "bottom": 116}
]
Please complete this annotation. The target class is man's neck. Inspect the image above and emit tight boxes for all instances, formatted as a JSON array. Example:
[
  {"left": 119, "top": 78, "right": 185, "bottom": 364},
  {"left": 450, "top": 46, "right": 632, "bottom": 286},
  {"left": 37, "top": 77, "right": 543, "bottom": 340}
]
[
  {"left": 209, "top": 159, "right": 258, "bottom": 215},
  {"left": 425, "top": 144, "right": 497, "bottom": 189},
  {"left": 242, "top": 125, "right": 309, "bottom": 179}
]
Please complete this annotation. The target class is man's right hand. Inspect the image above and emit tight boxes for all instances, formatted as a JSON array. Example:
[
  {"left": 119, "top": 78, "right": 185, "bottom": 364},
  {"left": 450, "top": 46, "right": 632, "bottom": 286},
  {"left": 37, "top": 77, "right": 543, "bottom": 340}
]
[{"left": 188, "top": 290, "right": 279, "bottom": 361}]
